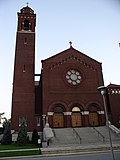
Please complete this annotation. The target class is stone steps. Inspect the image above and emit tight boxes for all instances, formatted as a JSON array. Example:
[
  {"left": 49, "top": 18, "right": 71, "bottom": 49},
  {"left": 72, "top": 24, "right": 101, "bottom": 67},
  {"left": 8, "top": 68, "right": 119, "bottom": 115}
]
[
  {"left": 94, "top": 126, "right": 120, "bottom": 142},
  {"left": 50, "top": 128, "right": 80, "bottom": 146},
  {"left": 49, "top": 126, "right": 120, "bottom": 147}
]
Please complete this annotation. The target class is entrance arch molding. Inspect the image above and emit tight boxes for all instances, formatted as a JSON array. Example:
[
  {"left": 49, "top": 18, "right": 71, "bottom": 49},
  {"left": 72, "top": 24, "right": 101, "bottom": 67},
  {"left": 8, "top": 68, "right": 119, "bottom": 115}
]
[
  {"left": 48, "top": 101, "right": 67, "bottom": 112},
  {"left": 87, "top": 102, "right": 101, "bottom": 127},
  {"left": 48, "top": 101, "right": 67, "bottom": 128},
  {"left": 68, "top": 101, "right": 84, "bottom": 112},
  {"left": 86, "top": 102, "right": 102, "bottom": 111},
  {"left": 69, "top": 102, "right": 84, "bottom": 127}
]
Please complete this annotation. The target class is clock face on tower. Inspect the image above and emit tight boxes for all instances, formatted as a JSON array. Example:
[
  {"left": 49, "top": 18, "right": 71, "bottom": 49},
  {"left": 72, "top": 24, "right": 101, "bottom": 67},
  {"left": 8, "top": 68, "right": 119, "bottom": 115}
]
[{"left": 65, "top": 69, "right": 81, "bottom": 86}]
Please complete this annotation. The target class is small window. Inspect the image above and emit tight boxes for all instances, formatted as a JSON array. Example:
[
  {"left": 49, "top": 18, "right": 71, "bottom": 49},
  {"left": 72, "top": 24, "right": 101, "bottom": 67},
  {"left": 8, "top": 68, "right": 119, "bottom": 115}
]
[
  {"left": 37, "top": 117, "right": 40, "bottom": 126},
  {"left": 24, "top": 20, "right": 29, "bottom": 30},
  {"left": 112, "top": 90, "right": 115, "bottom": 94},
  {"left": 29, "top": 23, "right": 32, "bottom": 30},
  {"left": 19, "top": 117, "right": 27, "bottom": 126}
]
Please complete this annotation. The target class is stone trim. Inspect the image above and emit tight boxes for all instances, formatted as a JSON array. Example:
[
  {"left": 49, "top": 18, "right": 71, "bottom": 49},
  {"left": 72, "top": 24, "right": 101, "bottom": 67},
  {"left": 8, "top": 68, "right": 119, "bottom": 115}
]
[
  {"left": 81, "top": 111, "right": 89, "bottom": 115},
  {"left": 63, "top": 112, "right": 72, "bottom": 115},
  {"left": 47, "top": 111, "right": 104, "bottom": 116},
  {"left": 97, "top": 111, "right": 104, "bottom": 114},
  {"left": 47, "top": 112, "right": 54, "bottom": 116}
]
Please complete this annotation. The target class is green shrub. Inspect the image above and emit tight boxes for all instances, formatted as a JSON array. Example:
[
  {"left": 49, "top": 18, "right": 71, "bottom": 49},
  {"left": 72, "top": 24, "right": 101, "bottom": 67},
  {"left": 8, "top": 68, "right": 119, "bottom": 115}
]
[
  {"left": 1, "top": 120, "right": 12, "bottom": 145},
  {"left": 32, "top": 129, "right": 39, "bottom": 145},
  {"left": 17, "top": 119, "right": 27, "bottom": 146}
]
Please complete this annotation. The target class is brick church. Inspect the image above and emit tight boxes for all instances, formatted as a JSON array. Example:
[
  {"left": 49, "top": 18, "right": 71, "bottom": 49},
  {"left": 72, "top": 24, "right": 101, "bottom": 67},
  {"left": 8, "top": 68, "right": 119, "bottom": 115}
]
[{"left": 11, "top": 5, "right": 120, "bottom": 132}]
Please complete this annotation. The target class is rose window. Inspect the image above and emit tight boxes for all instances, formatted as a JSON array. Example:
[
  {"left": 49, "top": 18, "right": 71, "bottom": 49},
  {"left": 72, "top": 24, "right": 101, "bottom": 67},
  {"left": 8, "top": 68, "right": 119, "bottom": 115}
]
[{"left": 66, "top": 69, "right": 81, "bottom": 85}]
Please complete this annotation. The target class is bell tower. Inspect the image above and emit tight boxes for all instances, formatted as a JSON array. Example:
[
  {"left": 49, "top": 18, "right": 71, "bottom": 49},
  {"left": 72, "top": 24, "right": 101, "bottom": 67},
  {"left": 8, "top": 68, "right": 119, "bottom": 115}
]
[{"left": 11, "top": 5, "right": 36, "bottom": 132}]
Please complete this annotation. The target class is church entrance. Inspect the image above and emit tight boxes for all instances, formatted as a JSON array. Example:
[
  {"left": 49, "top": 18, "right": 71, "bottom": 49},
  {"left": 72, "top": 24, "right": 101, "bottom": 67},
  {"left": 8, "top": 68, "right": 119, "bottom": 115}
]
[
  {"left": 53, "top": 113, "right": 64, "bottom": 128},
  {"left": 71, "top": 107, "right": 82, "bottom": 127},
  {"left": 71, "top": 112, "right": 82, "bottom": 127},
  {"left": 53, "top": 105, "right": 65, "bottom": 128},
  {"left": 89, "top": 112, "right": 99, "bottom": 126}
]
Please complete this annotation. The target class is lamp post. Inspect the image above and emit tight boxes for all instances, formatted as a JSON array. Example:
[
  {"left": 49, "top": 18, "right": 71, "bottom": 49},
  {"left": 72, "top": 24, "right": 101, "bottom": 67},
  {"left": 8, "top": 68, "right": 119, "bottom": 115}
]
[
  {"left": 97, "top": 86, "right": 115, "bottom": 160},
  {"left": 42, "top": 115, "right": 46, "bottom": 129},
  {"left": 42, "top": 114, "right": 46, "bottom": 143}
]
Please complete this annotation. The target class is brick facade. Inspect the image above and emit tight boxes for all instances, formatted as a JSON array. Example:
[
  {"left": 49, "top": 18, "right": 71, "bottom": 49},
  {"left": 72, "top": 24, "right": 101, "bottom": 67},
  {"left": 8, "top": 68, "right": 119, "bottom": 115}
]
[
  {"left": 11, "top": 6, "right": 36, "bottom": 132},
  {"left": 11, "top": 6, "right": 120, "bottom": 132},
  {"left": 41, "top": 47, "right": 105, "bottom": 128},
  {"left": 107, "top": 84, "right": 120, "bottom": 128}
]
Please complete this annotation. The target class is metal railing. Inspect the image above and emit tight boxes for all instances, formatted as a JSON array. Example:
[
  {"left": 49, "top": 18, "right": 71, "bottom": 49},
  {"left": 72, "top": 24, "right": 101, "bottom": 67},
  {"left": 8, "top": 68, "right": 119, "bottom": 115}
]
[
  {"left": 109, "top": 124, "right": 120, "bottom": 135},
  {"left": 73, "top": 128, "right": 82, "bottom": 144},
  {"left": 92, "top": 127, "right": 105, "bottom": 142},
  {"left": 52, "top": 129, "right": 56, "bottom": 137}
]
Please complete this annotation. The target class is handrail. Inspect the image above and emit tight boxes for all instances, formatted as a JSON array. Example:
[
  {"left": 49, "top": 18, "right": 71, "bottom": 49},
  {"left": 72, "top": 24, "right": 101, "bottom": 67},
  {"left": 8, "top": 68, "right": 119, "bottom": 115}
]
[
  {"left": 109, "top": 124, "right": 120, "bottom": 135},
  {"left": 52, "top": 129, "right": 56, "bottom": 137},
  {"left": 73, "top": 128, "right": 82, "bottom": 144},
  {"left": 92, "top": 127, "right": 105, "bottom": 142}
]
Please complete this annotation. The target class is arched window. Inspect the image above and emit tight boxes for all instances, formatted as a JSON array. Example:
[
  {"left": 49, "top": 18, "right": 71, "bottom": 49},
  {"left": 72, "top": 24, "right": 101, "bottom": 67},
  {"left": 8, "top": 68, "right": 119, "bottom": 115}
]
[
  {"left": 72, "top": 107, "right": 80, "bottom": 112},
  {"left": 54, "top": 106, "right": 64, "bottom": 113},
  {"left": 88, "top": 103, "right": 99, "bottom": 112},
  {"left": 24, "top": 20, "right": 29, "bottom": 30}
]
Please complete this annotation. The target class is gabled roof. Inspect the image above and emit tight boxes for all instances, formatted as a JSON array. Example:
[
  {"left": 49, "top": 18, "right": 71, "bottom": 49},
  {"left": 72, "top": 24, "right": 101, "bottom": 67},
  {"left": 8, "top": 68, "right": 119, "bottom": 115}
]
[
  {"left": 42, "top": 46, "right": 101, "bottom": 66},
  {"left": 107, "top": 83, "right": 120, "bottom": 89}
]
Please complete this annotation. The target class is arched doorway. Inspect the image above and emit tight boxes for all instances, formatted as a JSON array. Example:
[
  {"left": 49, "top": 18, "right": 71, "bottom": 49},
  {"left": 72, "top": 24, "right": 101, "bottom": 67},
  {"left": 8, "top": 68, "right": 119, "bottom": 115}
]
[
  {"left": 89, "top": 112, "right": 99, "bottom": 126},
  {"left": 53, "top": 113, "right": 64, "bottom": 128},
  {"left": 71, "top": 107, "right": 82, "bottom": 127},
  {"left": 53, "top": 106, "right": 64, "bottom": 128},
  {"left": 88, "top": 104, "right": 99, "bottom": 126}
]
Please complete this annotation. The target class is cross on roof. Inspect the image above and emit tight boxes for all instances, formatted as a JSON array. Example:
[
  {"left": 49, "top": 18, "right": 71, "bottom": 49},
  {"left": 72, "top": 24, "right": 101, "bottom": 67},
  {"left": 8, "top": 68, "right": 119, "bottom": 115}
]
[
  {"left": 69, "top": 41, "right": 72, "bottom": 48},
  {"left": 26, "top": 2, "right": 29, "bottom": 6}
]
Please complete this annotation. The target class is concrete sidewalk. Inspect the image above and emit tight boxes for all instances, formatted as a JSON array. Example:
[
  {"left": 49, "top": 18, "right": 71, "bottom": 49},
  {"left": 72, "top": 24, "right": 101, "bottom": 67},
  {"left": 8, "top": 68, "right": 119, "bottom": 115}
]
[
  {"left": 41, "top": 143, "right": 120, "bottom": 155},
  {"left": 0, "top": 143, "right": 120, "bottom": 154},
  {"left": 0, "top": 143, "right": 120, "bottom": 159}
]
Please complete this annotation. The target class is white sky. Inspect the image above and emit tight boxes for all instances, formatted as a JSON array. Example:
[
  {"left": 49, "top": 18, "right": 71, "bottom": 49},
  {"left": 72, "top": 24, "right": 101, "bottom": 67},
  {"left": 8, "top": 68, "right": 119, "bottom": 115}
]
[{"left": 0, "top": 0, "right": 120, "bottom": 120}]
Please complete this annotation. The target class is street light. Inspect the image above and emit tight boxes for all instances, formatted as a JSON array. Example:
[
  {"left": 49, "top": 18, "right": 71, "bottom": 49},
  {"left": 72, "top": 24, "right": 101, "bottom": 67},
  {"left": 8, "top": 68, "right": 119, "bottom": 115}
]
[
  {"left": 42, "top": 114, "right": 46, "bottom": 129},
  {"left": 97, "top": 86, "right": 115, "bottom": 160},
  {"left": 42, "top": 114, "right": 46, "bottom": 142}
]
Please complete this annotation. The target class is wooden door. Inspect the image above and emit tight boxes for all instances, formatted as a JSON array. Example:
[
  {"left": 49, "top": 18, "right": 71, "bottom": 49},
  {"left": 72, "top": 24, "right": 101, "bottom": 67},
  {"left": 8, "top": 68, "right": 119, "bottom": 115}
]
[
  {"left": 89, "top": 112, "right": 99, "bottom": 126},
  {"left": 53, "top": 113, "right": 64, "bottom": 128},
  {"left": 71, "top": 112, "right": 82, "bottom": 127}
]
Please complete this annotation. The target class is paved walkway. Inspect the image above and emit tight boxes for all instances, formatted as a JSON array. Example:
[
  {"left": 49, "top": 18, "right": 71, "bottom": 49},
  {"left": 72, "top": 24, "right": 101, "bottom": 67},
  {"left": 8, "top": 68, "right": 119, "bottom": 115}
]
[
  {"left": 0, "top": 145, "right": 120, "bottom": 159},
  {"left": 0, "top": 143, "right": 120, "bottom": 159},
  {"left": 41, "top": 143, "right": 120, "bottom": 155}
]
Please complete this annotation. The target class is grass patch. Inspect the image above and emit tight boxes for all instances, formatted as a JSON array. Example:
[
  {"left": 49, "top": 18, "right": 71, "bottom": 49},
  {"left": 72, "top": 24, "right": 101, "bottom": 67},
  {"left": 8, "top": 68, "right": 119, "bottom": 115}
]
[
  {"left": 0, "top": 150, "right": 41, "bottom": 157},
  {"left": 0, "top": 144, "right": 41, "bottom": 157},
  {"left": 0, "top": 144, "right": 37, "bottom": 150}
]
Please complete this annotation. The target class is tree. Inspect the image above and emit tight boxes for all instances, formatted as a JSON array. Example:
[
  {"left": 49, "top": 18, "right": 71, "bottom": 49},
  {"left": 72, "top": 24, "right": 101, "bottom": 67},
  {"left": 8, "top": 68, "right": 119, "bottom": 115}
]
[
  {"left": 1, "top": 119, "right": 12, "bottom": 145},
  {"left": 17, "top": 118, "right": 27, "bottom": 146},
  {"left": 32, "top": 129, "right": 39, "bottom": 145}
]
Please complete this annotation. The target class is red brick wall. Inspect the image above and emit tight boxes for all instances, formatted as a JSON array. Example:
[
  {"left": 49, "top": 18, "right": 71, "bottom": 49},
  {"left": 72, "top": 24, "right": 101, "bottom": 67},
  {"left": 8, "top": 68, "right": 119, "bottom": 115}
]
[
  {"left": 108, "top": 87, "right": 120, "bottom": 128},
  {"left": 11, "top": 7, "right": 36, "bottom": 132},
  {"left": 41, "top": 47, "right": 105, "bottom": 127}
]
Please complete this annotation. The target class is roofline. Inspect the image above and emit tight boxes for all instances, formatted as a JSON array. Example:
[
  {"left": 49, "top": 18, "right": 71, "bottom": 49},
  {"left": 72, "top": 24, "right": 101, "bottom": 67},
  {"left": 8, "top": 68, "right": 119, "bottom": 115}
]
[{"left": 41, "top": 47, "right": 102, "bottom": 65}]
